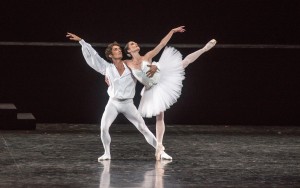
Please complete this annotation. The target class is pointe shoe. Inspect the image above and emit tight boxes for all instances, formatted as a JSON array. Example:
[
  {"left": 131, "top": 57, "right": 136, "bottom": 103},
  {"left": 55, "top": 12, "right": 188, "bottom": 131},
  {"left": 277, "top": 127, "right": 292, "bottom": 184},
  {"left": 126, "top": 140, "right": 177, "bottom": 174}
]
[
  {"left": 98, "top": 154, "right": 111, "bottom": 161},
  {"left": 161, "top": 151, "right": 172, "bottom": 160},
  {"left": 155, "top": 144, "right": 165, "bottom": 161},
  {"left": 203, "top": 39, "right": 217, "bottom": 51}
]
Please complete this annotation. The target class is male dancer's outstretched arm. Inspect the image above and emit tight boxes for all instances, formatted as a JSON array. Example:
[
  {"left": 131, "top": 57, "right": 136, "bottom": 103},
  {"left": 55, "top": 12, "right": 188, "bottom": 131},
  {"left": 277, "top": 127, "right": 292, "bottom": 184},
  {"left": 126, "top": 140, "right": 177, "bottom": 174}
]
[{"left": 66, "top": 32, "right": 109, "bottom": 75}]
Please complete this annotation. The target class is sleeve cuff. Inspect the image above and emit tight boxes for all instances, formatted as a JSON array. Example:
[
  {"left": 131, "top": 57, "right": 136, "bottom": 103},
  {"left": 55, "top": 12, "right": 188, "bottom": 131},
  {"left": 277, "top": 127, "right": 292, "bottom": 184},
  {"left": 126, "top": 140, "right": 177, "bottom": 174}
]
[{"left": 79, "top": 39, "right": 86, "bottom": 45}]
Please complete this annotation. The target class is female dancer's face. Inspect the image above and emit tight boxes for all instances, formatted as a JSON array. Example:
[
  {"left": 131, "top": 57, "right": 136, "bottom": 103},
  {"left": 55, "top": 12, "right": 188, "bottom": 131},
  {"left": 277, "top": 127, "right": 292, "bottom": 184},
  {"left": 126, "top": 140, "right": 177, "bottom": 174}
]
[{"left": 127, "top": 41, "right": 140, "bottom": 54}]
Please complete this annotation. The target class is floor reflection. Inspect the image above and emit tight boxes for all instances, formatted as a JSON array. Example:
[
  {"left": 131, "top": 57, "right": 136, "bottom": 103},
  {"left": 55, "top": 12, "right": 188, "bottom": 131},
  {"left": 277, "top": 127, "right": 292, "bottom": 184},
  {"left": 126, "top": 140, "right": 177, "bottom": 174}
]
[
  {"left": 99, "top": 160, "right": 111, "bottom": 188},
  {"left": 99, "top": 160, "right": 172, "bottom": 188}
]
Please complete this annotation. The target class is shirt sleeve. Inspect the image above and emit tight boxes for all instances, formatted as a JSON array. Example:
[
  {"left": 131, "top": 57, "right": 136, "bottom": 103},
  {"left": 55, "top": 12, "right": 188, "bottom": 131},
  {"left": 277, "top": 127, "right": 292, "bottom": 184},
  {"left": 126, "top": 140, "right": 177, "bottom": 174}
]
[{"left": 79, "top": 39, "right": 110, "bottom": 75}]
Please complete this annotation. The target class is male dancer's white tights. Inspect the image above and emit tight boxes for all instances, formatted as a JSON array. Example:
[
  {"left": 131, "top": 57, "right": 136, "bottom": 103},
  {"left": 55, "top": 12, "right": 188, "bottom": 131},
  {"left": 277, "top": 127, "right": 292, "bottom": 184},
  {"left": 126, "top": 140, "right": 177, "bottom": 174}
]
[
  {"left": 155, "top": 39, "right": 217, "bottom": 159},
  {"left": 100, "top": 98, "right": 157, "bottom": 160}
]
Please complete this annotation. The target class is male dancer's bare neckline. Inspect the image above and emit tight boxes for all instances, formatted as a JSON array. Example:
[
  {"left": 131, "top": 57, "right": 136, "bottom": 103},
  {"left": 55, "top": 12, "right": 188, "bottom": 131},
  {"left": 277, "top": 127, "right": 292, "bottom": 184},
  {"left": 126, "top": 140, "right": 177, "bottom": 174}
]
[{"left": 114, "top": 61, "right": 125, "bottom": 76}]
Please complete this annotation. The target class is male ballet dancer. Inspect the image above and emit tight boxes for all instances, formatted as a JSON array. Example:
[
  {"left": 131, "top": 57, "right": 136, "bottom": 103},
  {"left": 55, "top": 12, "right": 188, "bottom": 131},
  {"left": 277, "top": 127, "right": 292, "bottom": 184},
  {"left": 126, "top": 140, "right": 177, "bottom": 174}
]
[{"left": 66, "top": 32, "right": 172, "bottom": 161}]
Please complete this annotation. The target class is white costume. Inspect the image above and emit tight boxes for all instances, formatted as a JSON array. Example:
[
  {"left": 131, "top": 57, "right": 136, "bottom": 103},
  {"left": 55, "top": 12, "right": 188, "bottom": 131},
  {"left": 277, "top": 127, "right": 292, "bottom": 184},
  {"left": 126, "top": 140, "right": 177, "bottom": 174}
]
[
  {"left": 79, "top": 39, "right": 157, "bottom": 160},
  {"left": 131, "top": 46, "right": 185, "bottom": 118},
  {"left": 131, "top": 39, "right": 217, "bottom": 118}
]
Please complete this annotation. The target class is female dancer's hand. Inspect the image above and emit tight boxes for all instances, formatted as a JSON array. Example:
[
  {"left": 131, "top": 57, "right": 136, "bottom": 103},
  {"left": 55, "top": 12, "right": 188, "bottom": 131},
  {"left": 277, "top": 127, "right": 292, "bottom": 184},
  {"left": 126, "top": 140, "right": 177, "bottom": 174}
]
[
  {"left": 66, "top": 32, "right": 82, "bottom": 41},
  {"left": 172, "top": 26, "right": 186, "bottom": 33}
]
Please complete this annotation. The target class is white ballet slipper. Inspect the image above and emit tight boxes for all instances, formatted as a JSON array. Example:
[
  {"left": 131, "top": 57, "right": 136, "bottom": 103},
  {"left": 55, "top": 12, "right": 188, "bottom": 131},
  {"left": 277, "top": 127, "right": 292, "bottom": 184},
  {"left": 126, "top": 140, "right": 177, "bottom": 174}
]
[
  {"left": 161, "top": 151, "right": 173, "bottom": 160},
  {"left": 98, "top": 154, "right": 111, "bottom": 161}
]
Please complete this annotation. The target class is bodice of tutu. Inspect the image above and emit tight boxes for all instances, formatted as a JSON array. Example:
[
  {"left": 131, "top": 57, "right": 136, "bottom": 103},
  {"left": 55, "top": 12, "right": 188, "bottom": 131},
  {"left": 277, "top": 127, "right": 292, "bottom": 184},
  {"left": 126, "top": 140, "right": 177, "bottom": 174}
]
[{"left": 131, "top": 61, "right": 160, "bottom": 90}]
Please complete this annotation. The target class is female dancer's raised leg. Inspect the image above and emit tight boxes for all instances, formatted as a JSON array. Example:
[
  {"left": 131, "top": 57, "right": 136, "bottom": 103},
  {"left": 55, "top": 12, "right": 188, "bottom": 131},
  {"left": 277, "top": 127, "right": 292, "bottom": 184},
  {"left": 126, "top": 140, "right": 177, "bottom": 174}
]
[{"left": 182, "top": 39, "right": 217, "bottom": 68}]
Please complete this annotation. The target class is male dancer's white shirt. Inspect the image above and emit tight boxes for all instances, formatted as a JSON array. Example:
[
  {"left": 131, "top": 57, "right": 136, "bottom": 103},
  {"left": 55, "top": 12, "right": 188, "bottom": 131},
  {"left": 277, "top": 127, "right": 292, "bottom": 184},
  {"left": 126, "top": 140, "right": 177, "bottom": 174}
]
[{"left": 79, "top": 39, "right": 136, "bottom": 100}]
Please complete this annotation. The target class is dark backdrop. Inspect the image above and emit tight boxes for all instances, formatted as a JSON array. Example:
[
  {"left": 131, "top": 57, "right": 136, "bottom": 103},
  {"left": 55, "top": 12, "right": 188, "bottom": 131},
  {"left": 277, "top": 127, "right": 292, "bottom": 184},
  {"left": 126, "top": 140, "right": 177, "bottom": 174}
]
[{"left": 1, "top": 0, "right": 299, "bottom": 125}]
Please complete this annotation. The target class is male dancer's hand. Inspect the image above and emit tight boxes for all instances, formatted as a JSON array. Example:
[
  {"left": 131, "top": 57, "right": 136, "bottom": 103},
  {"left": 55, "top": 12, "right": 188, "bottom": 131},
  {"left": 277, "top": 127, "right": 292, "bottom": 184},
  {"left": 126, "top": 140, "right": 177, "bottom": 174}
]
[
  {"left": 105, "top": 76, "right": 110, "bottom": 86},
  {"left": 66, "top": 32, "right": 82, "bottom": 41},
  {"left": 146, "top": 65, "right": 158, "bottom": 78}
]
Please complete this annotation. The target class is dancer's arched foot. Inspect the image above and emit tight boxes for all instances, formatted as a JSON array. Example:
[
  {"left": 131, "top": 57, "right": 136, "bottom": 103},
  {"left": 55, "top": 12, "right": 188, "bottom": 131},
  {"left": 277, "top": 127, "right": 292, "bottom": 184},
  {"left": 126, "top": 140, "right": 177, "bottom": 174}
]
[
  {"left": 161, "top": 151, "right": 172, "bottom": 160},
  {"left": 98, "top": 154, "right": 111, "bottom": 161},
  {"left": 203, "top": 39, "right": 217, "bottom": 51}
]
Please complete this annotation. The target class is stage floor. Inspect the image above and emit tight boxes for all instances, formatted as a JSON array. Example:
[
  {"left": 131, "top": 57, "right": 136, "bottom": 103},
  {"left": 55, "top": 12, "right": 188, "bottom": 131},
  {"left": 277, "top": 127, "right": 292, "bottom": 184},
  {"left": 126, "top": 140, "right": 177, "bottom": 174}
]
[{"left": 1, "top": 124, "right": 300, "bottom": 187}]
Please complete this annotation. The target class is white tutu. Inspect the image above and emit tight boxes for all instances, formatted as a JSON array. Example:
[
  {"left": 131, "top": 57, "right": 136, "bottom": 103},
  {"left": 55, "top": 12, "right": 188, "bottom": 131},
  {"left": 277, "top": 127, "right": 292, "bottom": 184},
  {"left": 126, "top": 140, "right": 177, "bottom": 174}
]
[{"left": 138, "top": 46, "right": 185, "bottom": 118}]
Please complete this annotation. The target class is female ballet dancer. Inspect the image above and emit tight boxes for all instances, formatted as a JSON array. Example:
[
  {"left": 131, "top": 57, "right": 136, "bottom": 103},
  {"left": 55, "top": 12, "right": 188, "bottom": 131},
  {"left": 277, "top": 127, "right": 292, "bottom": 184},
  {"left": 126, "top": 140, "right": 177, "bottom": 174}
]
[{"left": 124, "top": 26, "right": 217, "bottom": 160}]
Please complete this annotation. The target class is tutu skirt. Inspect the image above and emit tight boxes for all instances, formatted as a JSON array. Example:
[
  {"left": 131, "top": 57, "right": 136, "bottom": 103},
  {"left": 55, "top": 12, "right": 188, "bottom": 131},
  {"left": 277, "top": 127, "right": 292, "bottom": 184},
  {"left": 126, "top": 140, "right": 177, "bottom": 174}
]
[{"left": 138, "top": 46, "right": 185, "bottom": 117}]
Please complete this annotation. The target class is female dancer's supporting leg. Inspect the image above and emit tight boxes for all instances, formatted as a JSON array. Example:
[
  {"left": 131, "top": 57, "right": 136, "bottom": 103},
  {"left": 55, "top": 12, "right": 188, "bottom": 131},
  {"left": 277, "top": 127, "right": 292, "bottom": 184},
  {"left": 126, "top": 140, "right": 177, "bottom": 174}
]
[
  {"left": 155, "top": 112, "right": 166, "bottom": 160},
  {"left": 155, "top": 39, "right": 217, "bottom": 160}
]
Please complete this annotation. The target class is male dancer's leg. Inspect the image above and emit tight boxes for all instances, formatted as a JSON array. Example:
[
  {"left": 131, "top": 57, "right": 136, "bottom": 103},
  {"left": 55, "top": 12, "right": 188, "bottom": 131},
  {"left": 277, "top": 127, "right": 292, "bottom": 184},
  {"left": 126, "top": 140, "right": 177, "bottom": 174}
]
[
  {"left": 98, "top": 100, "right": 118, "bottom": 161},
  {"left": 182, "top": 39, "right": 217, "bottom": 69},
  {"left": 122, "top": 102, "right": 172, "bottom": 160},
  {"left": 122, "top": 102, "right": 156, "bottom": 148}
]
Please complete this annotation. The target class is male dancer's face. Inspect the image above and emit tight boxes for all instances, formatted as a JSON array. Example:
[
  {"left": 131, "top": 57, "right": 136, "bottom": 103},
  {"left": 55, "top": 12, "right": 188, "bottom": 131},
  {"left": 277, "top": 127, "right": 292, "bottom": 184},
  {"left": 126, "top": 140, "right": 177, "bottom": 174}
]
[{"left": 110, "top": 45, "right": 123, "bottom": 60}]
